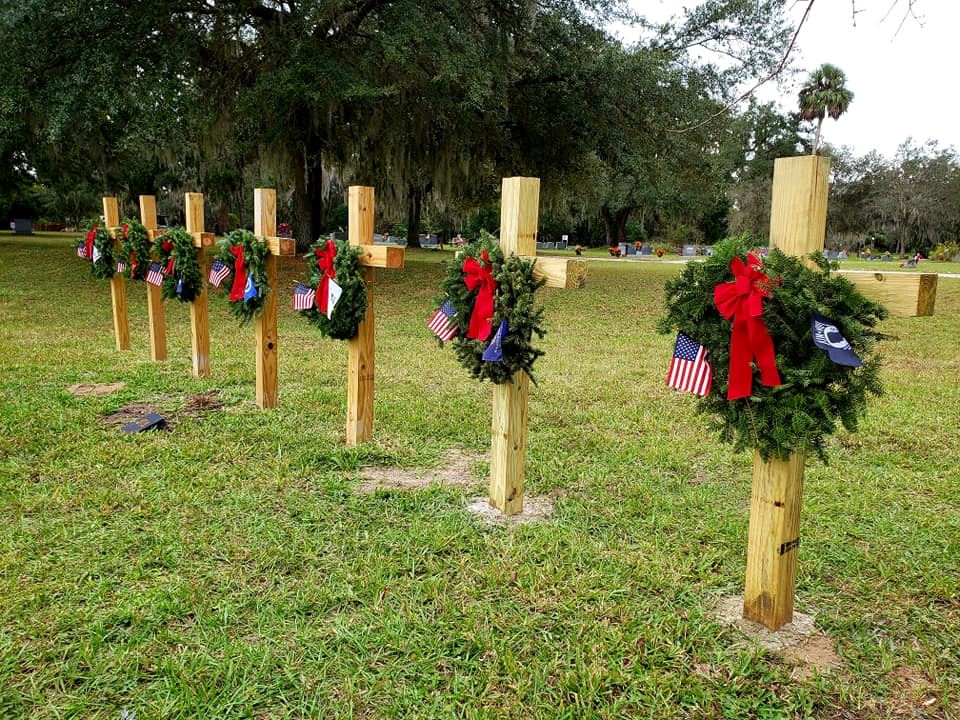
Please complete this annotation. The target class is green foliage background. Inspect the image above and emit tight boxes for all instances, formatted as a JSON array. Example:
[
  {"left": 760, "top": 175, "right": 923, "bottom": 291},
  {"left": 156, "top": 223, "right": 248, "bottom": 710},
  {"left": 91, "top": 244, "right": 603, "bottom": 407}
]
[{"left": 659, "top": 237, "right": 886, "bottom": 460}]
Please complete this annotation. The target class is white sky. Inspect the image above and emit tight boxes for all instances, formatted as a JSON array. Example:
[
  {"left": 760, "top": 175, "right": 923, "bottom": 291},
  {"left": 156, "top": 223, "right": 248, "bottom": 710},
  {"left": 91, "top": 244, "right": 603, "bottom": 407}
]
[{"left": 612, "top": 1, "right": 959, "bottom": 158}]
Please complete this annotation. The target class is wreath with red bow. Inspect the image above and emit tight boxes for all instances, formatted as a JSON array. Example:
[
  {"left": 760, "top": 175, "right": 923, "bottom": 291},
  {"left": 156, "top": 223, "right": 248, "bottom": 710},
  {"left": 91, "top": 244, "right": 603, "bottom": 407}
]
[
  {"left": 659, "top": 236, "right": 886, "bottom": 461},
  {"left": 297, "top": 237, "right": 368, "bottom": 340},
  {"left": 155, "top": 228, "right": 203, "bottom": 303},
  {"left": 210, "top": 229, "right": 270, "bottom": 325},
  {"left": 438, "top": 233, "right": 546, "bottom": 385},
  {"left": 118, "top": 218, "right": 151, "bottom": 281},
  {"left": 81, "top": 222, "right": 117, "bottom": 280}
]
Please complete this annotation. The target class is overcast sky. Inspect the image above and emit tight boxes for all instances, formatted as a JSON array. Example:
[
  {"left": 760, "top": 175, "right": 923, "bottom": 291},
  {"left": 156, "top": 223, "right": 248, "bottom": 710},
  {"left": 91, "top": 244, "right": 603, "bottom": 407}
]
[{"left": 612, "top": 1, "right": 958, "bottom": 158}]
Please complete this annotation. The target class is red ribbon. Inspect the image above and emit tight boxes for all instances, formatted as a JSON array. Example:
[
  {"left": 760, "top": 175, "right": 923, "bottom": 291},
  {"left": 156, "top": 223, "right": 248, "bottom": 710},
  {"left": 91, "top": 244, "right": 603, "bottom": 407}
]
[
  {"left": 463, "top": 251, "right": 497, "bottom": 341},
  {"left": 162, "top": 240, "right": 175, "bottom": 274},
  {"left": 229, "top": 244, "right": 247, "bottom": 302},
  {"left": 314, "top": 240, "right": 337, "bottom": 313},
  {"left": 84, "top": 226, "right": 96, "bottom": 260},
  {"left": 130, "top": 251, "right": 138, "bottom": 273},
  {"left": 713, "top": 253, "right": 782, "bottom": 400}
]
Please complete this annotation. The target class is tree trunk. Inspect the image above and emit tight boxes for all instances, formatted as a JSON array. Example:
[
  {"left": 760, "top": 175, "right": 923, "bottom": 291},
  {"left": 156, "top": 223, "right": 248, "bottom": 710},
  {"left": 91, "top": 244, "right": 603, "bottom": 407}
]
[
  {"left": 217, "top": 203, "right": 230, "bottom": 235},
  {"left": 291, "top": 137, "right": 325, "bottom": 252},
  {"left": 406, "top": 183, "right": 422, "bottom": 248},
  {"left": 811, "top": 117, "right": 823, "bottom": 156},
  {"left": 601, "top": 206, "right": 632, "bottom": 245}
]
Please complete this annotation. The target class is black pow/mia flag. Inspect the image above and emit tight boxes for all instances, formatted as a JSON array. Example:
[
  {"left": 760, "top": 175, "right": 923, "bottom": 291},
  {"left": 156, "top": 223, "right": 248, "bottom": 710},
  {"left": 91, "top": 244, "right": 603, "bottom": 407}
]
[{"left": 811, "top": 311, "right": 863, "bottom": 367}]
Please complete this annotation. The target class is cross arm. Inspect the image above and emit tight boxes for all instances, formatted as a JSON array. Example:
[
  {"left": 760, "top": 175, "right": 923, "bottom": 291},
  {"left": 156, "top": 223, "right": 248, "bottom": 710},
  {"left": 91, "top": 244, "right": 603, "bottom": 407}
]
[
  {"left": 521, "top": 256, "right": 587, "bottom": 289},
  {"left": 356, "top": 243, "right": 405, "bottom": 270},
  {"left": 264, "top": 236, "right": 297, "bottom": 256},
  {"left": 145, "top": 228, "right": 213, "bottom": 249}
]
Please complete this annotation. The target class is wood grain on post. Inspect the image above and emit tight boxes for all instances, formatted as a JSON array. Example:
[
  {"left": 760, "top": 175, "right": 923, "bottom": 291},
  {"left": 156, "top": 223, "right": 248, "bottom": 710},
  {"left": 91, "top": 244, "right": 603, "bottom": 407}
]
[
  {"left": 346, "top": 186, "right": 376, "bottom": 445},
  {"left": 254, "top": 188, "right": 279, "bottom": 409},
  {"left": 102, "top": 196, "right": 130, "bottom": 351},
  {"left": 743, "top": 155, "right": 829, "bottom": 630},
  {"left": 138, "top": 195, "right": 167, "bottom": 361},
  {"left": 769, "top": 155, "right": 830, "bottom": 262},
  {"left": 489, "top": 177, "right": 541, "bottom": 515},
  {"left": 838, "top": 271, "right": 938, "bottom": 317},
  {"left": 184, "top": 192, "right": 211, "bottom": 378},
  {"left": 743, "top": 452, "right": 806, "bottom": 629}
]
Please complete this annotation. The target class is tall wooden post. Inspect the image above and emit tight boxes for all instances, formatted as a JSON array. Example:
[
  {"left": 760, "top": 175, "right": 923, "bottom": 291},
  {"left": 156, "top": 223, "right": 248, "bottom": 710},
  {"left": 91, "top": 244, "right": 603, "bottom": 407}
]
[
  {"left": 102, "top": 197, "right": 130, "bottom": 351},
  {"left": 488, "top": 177, "right": 588, "bottom": 515},
  {"left": 339, "top": 186, "right": 405, "bottom": 445},
  {"left": 184, "top": 192, "right": 213, "bottom": 378},
  {"left": 743, "top": 155, "right": 829, "bottom": 630},
  {"left": 252, "top": 188, "right": 296, "bottom": 409},
  {"left": 347, "top": 186, "right": 376, "bottom": 444},
  {"left": 138, "top": 195, "right": 167, "bottom": 361}
]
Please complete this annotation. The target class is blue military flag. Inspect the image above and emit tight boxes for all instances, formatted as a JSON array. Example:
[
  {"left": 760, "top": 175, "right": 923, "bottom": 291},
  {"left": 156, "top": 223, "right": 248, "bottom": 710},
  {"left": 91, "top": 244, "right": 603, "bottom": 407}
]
[
  {"left": 812, "top": 311, "right": 862, "bottom": 367},
  {"left": 482, "top": 319, "right": 508, "bottom": 362},
  {"left": 176, "top": 274, "right": 184, "bottom": 297},
  {"left": 243, "top": 274, "right": 258, "bottom": 301}
]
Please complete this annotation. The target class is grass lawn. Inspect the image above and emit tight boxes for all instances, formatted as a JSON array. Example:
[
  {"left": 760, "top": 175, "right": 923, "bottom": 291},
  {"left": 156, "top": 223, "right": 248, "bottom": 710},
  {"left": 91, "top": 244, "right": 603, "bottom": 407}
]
[{"left": 1, "top": 231, "right": 958, "bottom": 718}]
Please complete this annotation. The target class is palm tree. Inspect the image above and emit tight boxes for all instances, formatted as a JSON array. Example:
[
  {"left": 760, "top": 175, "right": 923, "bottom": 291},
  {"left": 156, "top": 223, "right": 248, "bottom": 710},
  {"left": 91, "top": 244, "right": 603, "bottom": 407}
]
[{"left": 798, "top": 64, "right": 854, "bottom": 155}]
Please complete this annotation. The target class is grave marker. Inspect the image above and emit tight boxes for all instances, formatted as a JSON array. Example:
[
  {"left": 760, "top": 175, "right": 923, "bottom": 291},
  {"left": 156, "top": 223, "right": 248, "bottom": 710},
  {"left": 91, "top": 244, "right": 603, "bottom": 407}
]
[
  {"left": 138, "top": 195, "right": 167, "bottom": 361},
  {"left": 101, "top": 196, "right": 130, "bottom": 351}
]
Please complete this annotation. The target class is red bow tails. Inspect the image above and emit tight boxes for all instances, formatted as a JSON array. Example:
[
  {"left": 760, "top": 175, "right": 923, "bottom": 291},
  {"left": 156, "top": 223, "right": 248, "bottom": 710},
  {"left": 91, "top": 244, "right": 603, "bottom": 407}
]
[
  {"left": 462, "top": 252, "right": 497, "bottom": 341},
  {"left": 162, "top": 240, "right": 175, "bottom": 274},
  {"left": 84, "top": 226, "right": 97, "bottom": 260},
  {"left": 314, "top": 240, "right": 337, "bottom": 314},
  {"left": 229, "top": 244, "right": 247, "bottom": 302},
  {"left": 713, "top": 253, "right": 782, "bottom": 400}
]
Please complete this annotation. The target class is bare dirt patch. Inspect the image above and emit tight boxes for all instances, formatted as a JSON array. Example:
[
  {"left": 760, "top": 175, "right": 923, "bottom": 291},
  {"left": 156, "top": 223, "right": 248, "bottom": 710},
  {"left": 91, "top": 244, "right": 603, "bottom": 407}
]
[
  {"left": 711, "top": 595, "right": 841, "bottom": 679},
  {"left": 465, "top": 495, "right": 554, "bottom": 526},
  {"left": 102, "top": 390, "right": 223, "bottom": 430},
  {"left": 68, "top": 381, "right": 126, "bottom": 397},
  {"left": 889, "top": 665, "right": 940, "bottom": 715},
  {"left": 357, "top": 448, "right": 485, "bottom": 493}
]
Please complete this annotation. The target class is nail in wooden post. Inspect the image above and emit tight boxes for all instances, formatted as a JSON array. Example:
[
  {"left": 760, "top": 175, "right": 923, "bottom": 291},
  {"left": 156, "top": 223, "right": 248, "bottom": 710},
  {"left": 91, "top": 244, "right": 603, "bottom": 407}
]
[
  {"left": 743, "top": 155, "right": 829, "bottom": 630},
  {"left": 102, "top": 196, "right": 130, "bottom": 351},
  {"left": 138, "top": 195, "right": 167, "bottom": 361},
  {"left": 346, "top": 186, "right": 376, "bottom": 444},
  {"left": 254, "top": 188, "right": 280, "bottom": 409},
  {"left": 184, "top": 192, "right": 211, "bottom": 378}
]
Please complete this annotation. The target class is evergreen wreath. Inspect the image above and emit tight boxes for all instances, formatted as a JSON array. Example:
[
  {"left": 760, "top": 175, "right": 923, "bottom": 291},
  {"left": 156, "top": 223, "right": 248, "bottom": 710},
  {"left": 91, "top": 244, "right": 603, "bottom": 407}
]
[
  {"left": 211, "top": 229, "right": 271, "bottom": 326},
  {"left": 299, "top": 238, "right": 368, "bottom": 340},
  {"left": 658, "top": 236, "right": 886, "bottom": 461},
  {"left": 86, "top": 223, "right": 116, "bottom": 280},
  {"left": 439, "top": 233, "right": 546, "bottom": 385},
  {"left": 118, "top": 218, "right": 151, "bottom": 281},
  {"left": 155, "top": 228, "right": 202, "bottom": 303}
]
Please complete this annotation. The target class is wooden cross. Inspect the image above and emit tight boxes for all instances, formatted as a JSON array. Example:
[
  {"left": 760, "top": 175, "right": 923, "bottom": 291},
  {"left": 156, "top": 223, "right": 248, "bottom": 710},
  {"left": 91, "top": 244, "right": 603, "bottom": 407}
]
[
  {"left": 345, "top": 186, "right": 405, "bottom": 445},
  {"left": 145, "top": 193, "right": 215, "bottom": 377},
  {"left": 489, "top": 177, "right": 587, "bottom": 515},
  {"left": 137, "top": 194, "right": 167, "bottom": 361},
  {"left": 101, "top": 196, "right": 130, "bottom": 352},
  {"left": 252, "top": 188, "right": 297, "bottom": 409}
]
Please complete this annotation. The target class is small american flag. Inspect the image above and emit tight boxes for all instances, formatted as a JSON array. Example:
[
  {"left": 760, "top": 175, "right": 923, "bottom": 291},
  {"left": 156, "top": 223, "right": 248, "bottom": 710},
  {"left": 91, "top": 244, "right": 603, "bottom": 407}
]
[
  {"left": 76, "top": 241, "right": 86, "bottom": 258},
  {"left": 428, "top": 298, "right": 459, "bottom": 342},
  {"left": 209, "top": 260, "right": 230, "bottom": 288},
  {"left": 146, "top": 263, "right": 165, "bottom": 286},
  {"left": 116, "top": 260, "right": 126, "bottom": 274},
  {"left": 667, "top": 332, "right": 713, "bottom": 397},
  {"left": 292, "top": 282, "right": 315, "bottom": 311}
]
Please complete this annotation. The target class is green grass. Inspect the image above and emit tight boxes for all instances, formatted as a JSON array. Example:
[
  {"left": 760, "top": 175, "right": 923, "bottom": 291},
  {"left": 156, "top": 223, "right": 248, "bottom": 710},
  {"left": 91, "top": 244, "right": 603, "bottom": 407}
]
[{"left": 1, "top": 231, "right": 958, "bottom": 719}]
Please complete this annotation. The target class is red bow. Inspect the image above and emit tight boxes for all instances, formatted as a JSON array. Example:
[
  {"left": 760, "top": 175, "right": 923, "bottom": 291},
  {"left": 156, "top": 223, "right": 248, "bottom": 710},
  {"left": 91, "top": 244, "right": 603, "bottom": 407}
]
[
  {"left": 84, "top": 226, "right": 97, "bottom": 260},
  {"left": 713, "top": 253, "right": 781, "bottom": 400},
  {"left": 229, "top": 244, "right": 247, "bottom": 302},
  {"left": 463, "top": 251, "right": 497, "bottom": 341},
  {"left": 130, "top": 251, "right": 138, "bottom": 273},
  {"left": 314, "top": 240, "right": 337, "bottom": 313},
  {"left": 162, "top": 240, "right": 175, "bottom": 274}
]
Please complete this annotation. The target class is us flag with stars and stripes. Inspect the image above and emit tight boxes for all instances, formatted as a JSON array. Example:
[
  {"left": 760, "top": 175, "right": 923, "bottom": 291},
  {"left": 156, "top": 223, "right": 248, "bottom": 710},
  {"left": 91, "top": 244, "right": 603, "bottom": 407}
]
[
  {"left": 428, "top": 298, "right": 459, "bottom": 342},
  {"left": 208, "top": 260, "right": 230, "bottom": 288},
  {"left": 145, "top": 263, "right": 165, "bottom": 286},
  {"left": 292, "top": 283, "right": 315, "bottom": 311},
  {"left": 116, "top": 260, "right": 126, "bottom": 274},
  {"left": 667, "top": 332, "right": 713, "bottom": 397}
]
